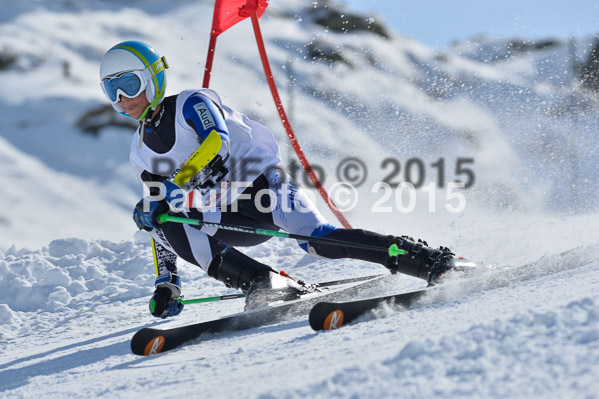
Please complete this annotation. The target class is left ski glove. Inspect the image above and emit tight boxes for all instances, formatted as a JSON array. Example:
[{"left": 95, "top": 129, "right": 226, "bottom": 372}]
[
  {"left": 133, "top": 180, "right": 184, "bottom": 231},
  {"left": 149, "top": 272, "right": 184, "bottom": 319}
]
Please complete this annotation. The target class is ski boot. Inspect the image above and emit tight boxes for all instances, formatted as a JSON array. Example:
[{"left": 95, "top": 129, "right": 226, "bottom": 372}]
[
  {"left": 387, "top": 236, "right": 456, "bottom": 285},
  {"left": 299, "top": 228, "right": 461, "bottom": 284},
  {"left": 207, "top": 247, "right": 314, "bottom": 310}
]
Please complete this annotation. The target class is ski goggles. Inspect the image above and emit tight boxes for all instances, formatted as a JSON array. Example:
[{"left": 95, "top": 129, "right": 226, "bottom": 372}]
[{"left": 101, "top": 69, "right": 150, "bottom": 103}]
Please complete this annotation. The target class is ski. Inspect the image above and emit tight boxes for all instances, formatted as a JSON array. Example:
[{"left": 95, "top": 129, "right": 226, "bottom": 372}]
[
  {"left": 309, "top": 248, "right": 589, "bottom": 331},
  {"left": 309, "top": 256, "right": 484, "bottom": 331},
  {"left": 309, "top": 286, "right": 432, "bottom": 331},
  {"left": 131, "top": 273, "right": 388, "bottom": 356}
]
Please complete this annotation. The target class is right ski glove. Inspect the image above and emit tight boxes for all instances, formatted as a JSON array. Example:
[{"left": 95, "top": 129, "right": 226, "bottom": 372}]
[{"left": 149, "top": 272, "right": 184, "bottom": 319}]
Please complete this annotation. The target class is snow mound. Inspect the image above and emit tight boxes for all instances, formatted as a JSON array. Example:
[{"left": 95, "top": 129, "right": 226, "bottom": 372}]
[{"left": 0, "top": 237, "right": 154, "bottom": 316}]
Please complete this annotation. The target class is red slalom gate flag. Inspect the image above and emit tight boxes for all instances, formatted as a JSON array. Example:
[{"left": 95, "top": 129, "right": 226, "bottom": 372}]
[{"left": 210, "top": 0, "right": 269, "bottom": 37}]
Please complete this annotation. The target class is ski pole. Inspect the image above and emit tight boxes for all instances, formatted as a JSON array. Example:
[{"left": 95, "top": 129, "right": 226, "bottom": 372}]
[
  {"left": 179, "top": 293, "right": 246, "bottom": 305},
  {"left": 157, "top": 213, "right": 407, "bottom": 257},
  {"left": 177, "top": 273, "right": 386, "bottom": 305}
]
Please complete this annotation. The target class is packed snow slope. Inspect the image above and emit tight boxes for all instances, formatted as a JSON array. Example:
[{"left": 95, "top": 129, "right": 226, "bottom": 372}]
[
  {"left": 1, "top": 218, "right": 599, "bottom": 398},
  {"left": 1, "top": 0, "right": 599, "bottom": 398}
]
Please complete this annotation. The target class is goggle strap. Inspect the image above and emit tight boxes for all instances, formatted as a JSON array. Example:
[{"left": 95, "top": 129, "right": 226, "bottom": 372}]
[{"left": 149, "top": 56, "right": 169, "bottom": 76}]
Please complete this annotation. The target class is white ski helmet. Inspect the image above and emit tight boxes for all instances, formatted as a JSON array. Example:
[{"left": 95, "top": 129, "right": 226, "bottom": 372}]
[{"left": 99, "top": 41, "right": 168, "bottom": 120}]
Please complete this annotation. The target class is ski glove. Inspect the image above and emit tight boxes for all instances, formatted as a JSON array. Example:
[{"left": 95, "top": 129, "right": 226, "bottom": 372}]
[
  {"left": 149, "top": 272, "right": 184, "bottom": 319},
  {"left": 133, "top": 180, "right": 184, "bottom": 231}
]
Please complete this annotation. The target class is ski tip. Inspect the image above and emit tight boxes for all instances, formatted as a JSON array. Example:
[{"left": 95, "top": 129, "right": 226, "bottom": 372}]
[
  {"left": 131, "top": 329, "right": 167, "bottom": 356},
  {"left": 309, "top": 302, "right": 345, "bottom": 331},
  {"left": 322, "top": 309, "right": 345, "bottom": 331},
  {"left": 143, "top": 335, "right": 166, "bottom": 356}
]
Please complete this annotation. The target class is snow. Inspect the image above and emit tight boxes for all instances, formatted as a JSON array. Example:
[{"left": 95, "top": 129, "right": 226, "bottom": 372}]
[
  {"left": 1, "top": 0, "right": 599, "bottom": 398},
  {"left": 2, "top": 233, "right": 598, "bottom": 398}
]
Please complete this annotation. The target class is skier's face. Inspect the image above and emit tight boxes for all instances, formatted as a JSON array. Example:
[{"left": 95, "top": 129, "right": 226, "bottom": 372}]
[{"left": 119, "top": 91, "right": 150, "bottom": 119}]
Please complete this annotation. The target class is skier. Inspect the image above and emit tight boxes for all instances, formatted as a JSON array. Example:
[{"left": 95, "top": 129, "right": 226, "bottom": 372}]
[{"left": 99, "top": 41, "right": 455, "bottom": 318}]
